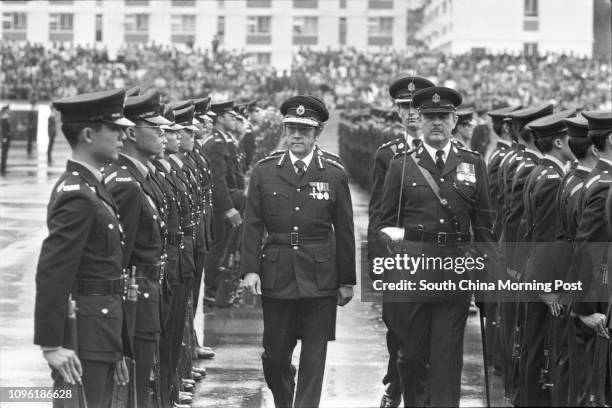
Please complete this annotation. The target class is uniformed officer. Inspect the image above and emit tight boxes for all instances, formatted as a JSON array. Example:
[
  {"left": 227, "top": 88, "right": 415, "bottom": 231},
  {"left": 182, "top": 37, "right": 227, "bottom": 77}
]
[
  {"left": 103, "top": 89, "right": 172, "bottom": 407},
  {"left": 520, "top": 110, "right": 576, "bottom": 406},
  {"left": 558, "top": 116, "right": 598, "bottom": 407},
  {"left": 241, "top": 95, "right": 356, "bottom": 407},
  {"left": 572, "top": 110, "right": 612, "bottom": 407},
  {"left": 34, "top": 89, "right": 134, "bottom": 408},
  {"left": 0, "top": 105, "right": 11, "bottom": 176},
  {"left": 367, "top": 75, "right": 435, "bottom": 408},
  {"left": 451, "top": 109, "right": 474, "bottom": 149},
  {"left": 378, "top": 86, "right": 500, "bottom": 407},
  {"left": 203, "top": 100, "right": 247, "bottom": 301}
]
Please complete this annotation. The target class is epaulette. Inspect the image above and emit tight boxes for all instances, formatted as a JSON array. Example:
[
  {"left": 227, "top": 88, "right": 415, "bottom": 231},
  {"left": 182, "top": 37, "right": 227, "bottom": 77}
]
[
  {"left": 316, "top": 148, "right": 342, "bottom": 161},
  {"left": 585, "top": 175, "right": 606, "bottom": 189},
  {"left": 569, "top": 182, "right": 583, "bottom": 197},
  {"left": 321, "top": 157, "right": 345, "bottom": 171},
  {"left": 202, "top": 135, "right": 215, "bottom": 145},
  {"left": 457, "top": 145, "right": 480, "bottom": 156},
  {"left": 256, "top": 154, "right": 280, "bottom": 166},
  {"left": 489, "top": 150, "right": 502, "bottom": 162},
  {"left": 379, "top": 137, "right": 403, "bottom": 150},
  {"left": 269, "top": 149, "right": 285, "bottom": 156}
]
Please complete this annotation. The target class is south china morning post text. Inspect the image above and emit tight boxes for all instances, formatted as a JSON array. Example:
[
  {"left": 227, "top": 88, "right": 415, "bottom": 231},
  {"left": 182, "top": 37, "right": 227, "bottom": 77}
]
[{"left": 359, "top": 242, "right": 585, "bottom": 302}]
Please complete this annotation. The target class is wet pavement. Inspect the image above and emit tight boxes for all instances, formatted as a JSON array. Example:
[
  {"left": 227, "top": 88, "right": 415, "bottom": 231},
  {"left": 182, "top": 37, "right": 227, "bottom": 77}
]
[{"left": 0, "top": 116, "right": 505, "bottom": 407}]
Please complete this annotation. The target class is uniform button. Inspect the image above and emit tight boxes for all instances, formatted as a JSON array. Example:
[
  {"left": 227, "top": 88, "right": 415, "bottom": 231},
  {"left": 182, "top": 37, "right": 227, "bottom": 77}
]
[
  {"left": 440, "top": 178, "right": 445, "bottom": 183},
  {"left": 144, "top": 293, "right": 150, "bottom": 299},
  {"left": 293, "top": 246, "right": 298, "bottom": 250},
  {"left": 293, "top": 226, "right": 299, "bottom": 231},
  {"left": 121, "top": 241, "right": 125, "bottom": 246},
  {"left": 273, "top": 192, "right": 277, "bottom": 196},
  {"left": 412, "top": 182, "right": 417, "bottom": 186},
  {"left": 296, "top": 188, "right": 301, "bottom": 192},
  {"left": 101, "top": 308, "right": 108, "bottom": 314},
  {"left": 153, "top": 215, "right": 157, "bottom": 220},
  {"left": 295, "top": 206, "right": 300, "bottom": 211},
  {"left": 72, "top": 171, "right": 78, "bottom": 176},
  {"left": 439, "top": 219, "right": 445, "bottom": 224},
  {"left": 261, "top": 254, "right": 266, "bottom": 258},
  {"left": 108, "top": 224, "right": 114, "bottom": 230}
]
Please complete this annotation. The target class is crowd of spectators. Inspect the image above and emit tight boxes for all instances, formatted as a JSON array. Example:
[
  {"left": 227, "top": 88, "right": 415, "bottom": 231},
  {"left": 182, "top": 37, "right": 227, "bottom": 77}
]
[{"left": 1, "top": 41, "right": 610, "bottom": 112}]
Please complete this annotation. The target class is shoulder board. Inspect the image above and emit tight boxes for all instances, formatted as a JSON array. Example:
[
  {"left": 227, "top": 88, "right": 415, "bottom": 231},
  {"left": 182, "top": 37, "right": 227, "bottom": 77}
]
[
  {"left": 60, "top": 183, "right": 80, "bottom": 192},
  {"left": 488, "top": 150, "right": 501, "bottom": 162},
  {"left": 317, "top": 148, "right": 341, "bottom": 160},
  {"left": 585, "top": 175, "right": 601, "bottom": 189},
  {"left": 458, "top": 146, "right": 480, "bottom": 156},
  {"left": 569, "top": 182, "right": 583, "bottom": 197},
  {"left": 321, "top": 157, "right": 345, "bottom": 171},
  {"left": 104, "top": 171, "right": 117, "bottom": 185},
  {"left": 202, "top": 135, "right": 215, "bottom": 145},
  {"left": 256, "top": 155, "right": 280, "bottom": 166},
  {"left": 516, "top": 162, "right": 526, "bottom": 173},
  {"left": 270, "top": 149, "right": 285, "bottom": 156}
]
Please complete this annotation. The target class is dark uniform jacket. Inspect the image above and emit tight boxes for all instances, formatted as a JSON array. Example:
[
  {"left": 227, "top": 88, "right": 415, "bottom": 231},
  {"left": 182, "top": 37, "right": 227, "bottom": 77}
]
[
  {"left": 203, "top": 128, "right": 246, "bottom": 213},
  {"left": 241, "top": 151, "right": 356, "bottom": 299},
  {"left": 104, "top": 155, "right": 163, "bottom": 340},
  {"left": 522, "top": 157, "right": 565, "bottom": 284},
  {"left": 487, "top": 140, "right": 511, "bottom": 239},
  {"left": 35, "top": 160, "right": 125, "bottom": 363},
  {"left": 379, "top": 143, "right": 501, "bottom": 297},
  {"left": 572, "top": 159, "right": 612, "bottom": 316},
  {"left": 498, "top": 142, "right": 525, "bottom": 224}
]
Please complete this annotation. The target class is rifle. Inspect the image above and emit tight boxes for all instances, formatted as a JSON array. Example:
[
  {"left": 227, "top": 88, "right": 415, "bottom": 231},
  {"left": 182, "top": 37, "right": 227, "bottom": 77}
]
[
  {"left": 215, "top": 225, "right": 243, "bottom": 308},
  {"left": 479, "top": 310, "right": 491, "bottom": 407},
  {"left": 64, "top": 295, "right": 88, "bottom": 408}
]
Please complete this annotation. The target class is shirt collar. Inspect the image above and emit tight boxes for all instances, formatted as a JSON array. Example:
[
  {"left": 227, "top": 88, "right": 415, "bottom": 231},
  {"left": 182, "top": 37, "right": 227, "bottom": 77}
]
[
  {"left": 69, "top": 158, "right": 103, "bottom": 183},
  {"left": 121, "top": 153, "right": 149, "bottom": 178},
  {"left": 576, "top": 164, "right": 591, "bottom": 173},
  {"left": 289, "top": 149, "right": 314, "bottom": 169},
  {"left": 422, "top": 139, "right": 452, "bottom": 163}
]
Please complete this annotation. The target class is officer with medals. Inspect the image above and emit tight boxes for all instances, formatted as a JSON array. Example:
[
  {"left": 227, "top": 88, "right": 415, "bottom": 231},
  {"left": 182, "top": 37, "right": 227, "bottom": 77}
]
[
  {"left": 377, "top": 86, "right": 500, "bottom": 407},
  {"left": 367, "top": 76, "right": 434, "bottom": 408},
  {"left": 451, "top": 109, "right": 475, "bottom": 149},
  {"left": 572, "top": 110, "right": 612, "bottom": 407},
  {"left": 519, "top": 110, "right": 576, "bottom": 406},
  {"left": 241, "top": 95, "right": 356, "bottom": 407},
  {"left": 202, "top": 100, "right": 247, "bottom": 301},
  {"left": 35, "top": 89, "right": 134, "bottom": 407},
  {"left": 103, "top": 89, "right": 172, "bottom": 406}
]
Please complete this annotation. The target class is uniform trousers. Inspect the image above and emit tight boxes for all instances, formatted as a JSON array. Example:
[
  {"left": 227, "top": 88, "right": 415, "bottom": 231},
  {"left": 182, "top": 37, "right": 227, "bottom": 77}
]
[
  {"left": 389, "top": 297, "right": 470, "bottom": 407},
  {"left": 261, "top": 296, "right": 336, "bottom": 408},
  {"left": 52, "top": 360, "right": 114, "bottom": 408},
  {"left": 568, "top": 317, "right": 596, "bottom": 406},
  {"left": 551, "top": 312, "right": 570, "bottom": 407},
  {"left": 204, "top": 212, "right": 229, "bottom": 294},
  {"left": 134, "top": 338, "right": 156, "bottom": 407},
  {"left": 521, "top": 301, "right": 551, "bottom": 406}
]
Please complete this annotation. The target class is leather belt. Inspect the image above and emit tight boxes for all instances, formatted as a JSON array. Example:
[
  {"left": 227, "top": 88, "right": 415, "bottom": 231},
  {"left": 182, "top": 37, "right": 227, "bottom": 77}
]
[
  {"left": 266, "top": 232, "right": 329, "bottom": 246},
  {"left": 404, "top": 229, "right": 470, "bottom": 247},
  {"left": 133, "top": 263, "right": 163, "bottom": 280},
  {"left": 73, "top": 278, "right": 124, "bottom": 296}
]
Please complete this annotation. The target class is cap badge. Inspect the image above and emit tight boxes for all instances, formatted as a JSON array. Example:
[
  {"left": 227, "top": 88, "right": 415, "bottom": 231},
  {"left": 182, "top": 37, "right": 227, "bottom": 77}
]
[
  {"left": 296, "top": 105, "right": 305, "bottom": 116},
  {"left": 432, "top": 93, "right": 441, "bottom": 104},
  {"left": 407, "top": 83, "right": 415, "bottom": 92}
]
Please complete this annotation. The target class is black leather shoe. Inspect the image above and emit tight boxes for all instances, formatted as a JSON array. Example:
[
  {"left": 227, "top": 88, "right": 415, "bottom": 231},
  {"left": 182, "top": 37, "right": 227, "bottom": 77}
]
[
  {"left": 192, "top": 366, "right": 207, "bottom": 376},
  {"left": 380, "top": 383, "right": 401, "bottom": 408},
  {"left": 191, "top": 371, "right": 202, "bottom": 381}
]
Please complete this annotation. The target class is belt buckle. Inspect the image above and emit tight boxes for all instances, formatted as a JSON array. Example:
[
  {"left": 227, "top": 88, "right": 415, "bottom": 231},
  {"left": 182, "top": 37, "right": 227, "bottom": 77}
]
[
  {"left": 290, "top": 232, "right": 299, "bottom": 246},
  {"left": 437, "top": 232, "right": 447, "bottom": 247}
]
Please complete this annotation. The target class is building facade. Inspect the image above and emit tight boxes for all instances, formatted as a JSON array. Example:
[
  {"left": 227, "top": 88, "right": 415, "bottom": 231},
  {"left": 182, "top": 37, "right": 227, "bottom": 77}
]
[
  {"left": 1, "top": 0, "right": 421, "bottom": 69},
  {"left": 417, "top": 0, "right": 594, "bottom": 56}
]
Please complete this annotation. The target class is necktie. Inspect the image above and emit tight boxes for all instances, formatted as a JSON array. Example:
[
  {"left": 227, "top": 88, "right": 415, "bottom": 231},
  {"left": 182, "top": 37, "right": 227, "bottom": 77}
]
[
  {"left": 435, "top": 150, "right": 445, "bottom": 171},
  {"left": 413, "top": 139, "right": 422, "bottom": 149},
  {"left": 295, "top": 160, "right": 306, "bottom": 178}
]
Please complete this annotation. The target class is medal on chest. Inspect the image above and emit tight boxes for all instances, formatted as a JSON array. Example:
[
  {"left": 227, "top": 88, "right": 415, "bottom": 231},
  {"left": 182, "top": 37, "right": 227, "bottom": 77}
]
[
  {"left": 457, "top": 162, "right": 476, "bottom": 184},
  {"left": 309, "top": 181, "right": 330, "bottom": 200}
]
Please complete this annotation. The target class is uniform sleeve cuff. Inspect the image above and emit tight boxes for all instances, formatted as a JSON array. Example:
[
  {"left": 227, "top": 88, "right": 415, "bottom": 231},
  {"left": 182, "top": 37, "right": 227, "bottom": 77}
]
[{"left": 41, "top": 346, "right": 62, "bottom": 352}]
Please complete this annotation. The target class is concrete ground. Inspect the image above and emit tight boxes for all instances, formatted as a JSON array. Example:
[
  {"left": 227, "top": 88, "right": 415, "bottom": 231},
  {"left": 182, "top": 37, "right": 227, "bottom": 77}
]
[{"left": 0, "top": 114, "right": 505, "bottom": 407}]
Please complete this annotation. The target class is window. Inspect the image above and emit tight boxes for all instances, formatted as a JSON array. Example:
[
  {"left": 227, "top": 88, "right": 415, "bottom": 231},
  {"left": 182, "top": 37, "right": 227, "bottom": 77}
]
[
  {"left": 247, "top": 0, "right": 271, "bottom": 7},
  {"left": 368, "top": 16, "right": 393, "bottom": 45},
  {"left": 96, "top": 0, "right": 103, "bottom": 6},
  {"left": 368, "top": 0, "right": 393, "bottom": 9},
  {"left": 217, "top": 15, "right": 225, "bottom": 40},
  {"left": 2, "top": 12, "right": 27, "bottom": 31},
  {"left": 523, "top": 20, "right": 538, "bottom": 30},
  {"left": 339, "top": 17, "right": 346, "bottom": 45},
  {"left": 171, "top": 0, "right": 195, "bottom": 6},
  {"left": 339, "top": 0, "right": 346, "bottom": 8},
  {"left": 293, "top": 16, "right": 317, "bottom": 36},
  {"left": 171, "top": 14, "right": 196, "bottom": 32},
  {"left": 95, "top": 14, "right": 102, "bottom": 41},
  {"left": 49, "top": 13, "right": 73, "bottom": 32},
  {"left": 50, "top": 0, "right": 73, "bottom": 4},
  {"left": 125, "top": 0, "right": 149, "bottom": 5},
  {"left": 293, "top": 0, "right": 317, "bottom": 8},
  {"left": 524, "top": 42, "right": 538, "bottom": 56},
  {"left": 246, "top": 16, "right": 271, "bottom": 44},
  {"left": 217, "top": 0, "right": 224, "bottom": 8},
  {"left": 254, "top": 52, "right": 271, "bottom": 65},
  {"left": 125, "top": 14, "right": 149, "bottom": 33},
  {"left": 524, "top": 0, "right": 538, "bottom": 17}
]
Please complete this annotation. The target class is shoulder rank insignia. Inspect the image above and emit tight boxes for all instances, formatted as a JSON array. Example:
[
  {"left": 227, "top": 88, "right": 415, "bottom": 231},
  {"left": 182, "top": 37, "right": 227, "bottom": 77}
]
[
  {"left": 62, "top": 184, "right": 80, "bottom": 192},
  {"left": 321, "top": 157, "right": 344, "bottom": 171}
]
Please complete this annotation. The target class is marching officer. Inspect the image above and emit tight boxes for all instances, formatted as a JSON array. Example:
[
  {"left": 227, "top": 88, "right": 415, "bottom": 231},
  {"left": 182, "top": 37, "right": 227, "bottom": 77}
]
[
  {"left": 103, "top": 89, "right": 172, "bottom": 406},
  {"left": 241, "top": 95, "right": 356, "bottom": 407},
  {"left": 1, "top": 105, "right": 11, "bottom": 176},
  {"left": 203, "top": 100, "right": 246, "bottom": 301},
  {"left": 377, "top": 86, "right": 501, "bottom": 407},
  {"left": 367, "top": 75, "right": 434, "bottom": 408},
  {"left": 34, "top": 89, "right": 134, "bottom": 407}
]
